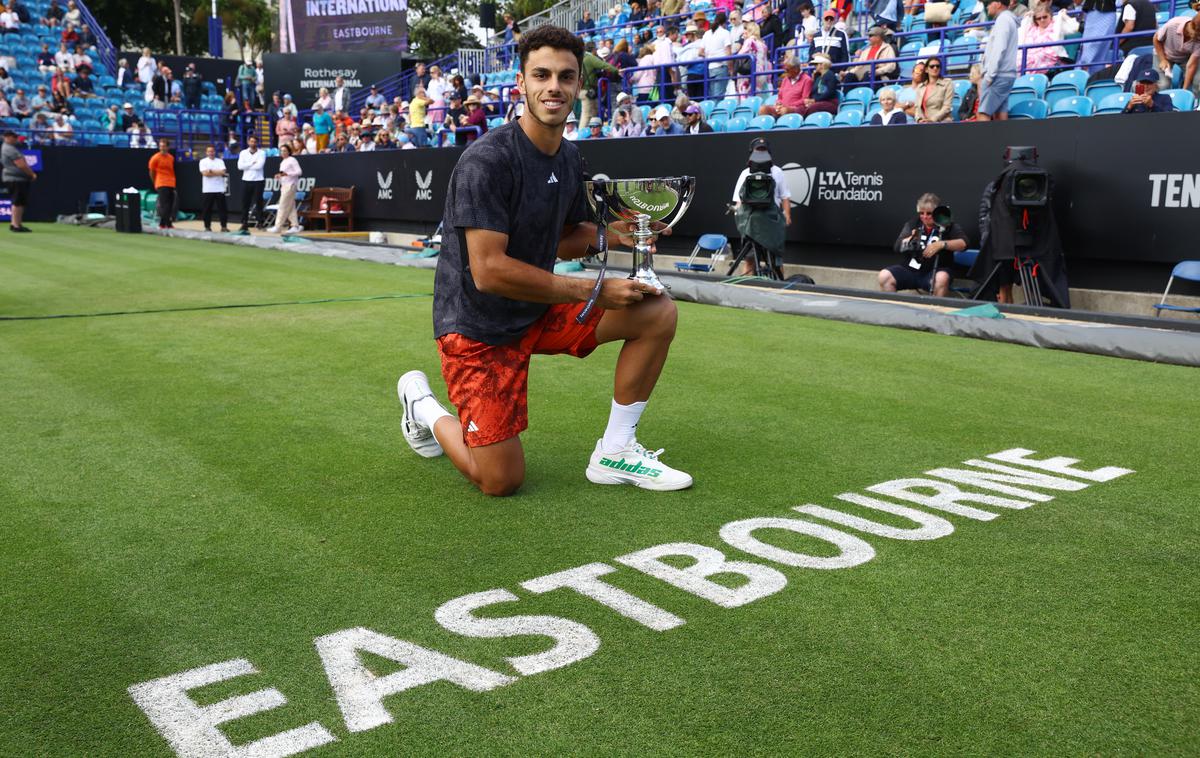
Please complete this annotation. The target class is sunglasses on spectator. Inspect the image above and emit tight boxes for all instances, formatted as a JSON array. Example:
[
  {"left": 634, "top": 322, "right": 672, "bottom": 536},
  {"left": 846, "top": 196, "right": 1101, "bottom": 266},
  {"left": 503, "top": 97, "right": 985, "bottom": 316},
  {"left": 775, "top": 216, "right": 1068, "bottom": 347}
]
[
  {"left": 1035, "top": 14, "right": 1050, "bottom": 19},
  {"left": 927, "top": 63, "right": 941, "bottom": 69}
]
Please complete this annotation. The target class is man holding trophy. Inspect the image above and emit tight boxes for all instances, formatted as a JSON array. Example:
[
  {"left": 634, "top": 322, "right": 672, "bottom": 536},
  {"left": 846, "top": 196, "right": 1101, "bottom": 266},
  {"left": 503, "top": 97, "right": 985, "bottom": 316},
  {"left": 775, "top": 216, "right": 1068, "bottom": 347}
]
[{"left": 397, "top": 26, "right": 694, "bottom": 496}]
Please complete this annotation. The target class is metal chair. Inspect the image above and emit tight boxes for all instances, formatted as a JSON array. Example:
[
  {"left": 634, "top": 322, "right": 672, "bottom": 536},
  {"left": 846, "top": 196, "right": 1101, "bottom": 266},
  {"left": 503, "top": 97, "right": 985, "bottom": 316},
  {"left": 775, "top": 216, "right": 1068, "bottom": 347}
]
[
  {"left": 675, "top": 233, "right": 731, "bottom": 273},
  {"left": 1153, "top": 261, "right": 1200, "bottom": 317}
]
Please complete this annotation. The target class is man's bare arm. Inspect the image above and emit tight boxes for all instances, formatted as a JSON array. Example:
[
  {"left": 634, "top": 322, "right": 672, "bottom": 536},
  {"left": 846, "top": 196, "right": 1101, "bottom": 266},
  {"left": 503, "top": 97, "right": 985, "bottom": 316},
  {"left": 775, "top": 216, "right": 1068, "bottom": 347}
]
[{"left": 556, "top": 222, "right": 597, "bottom": 260}]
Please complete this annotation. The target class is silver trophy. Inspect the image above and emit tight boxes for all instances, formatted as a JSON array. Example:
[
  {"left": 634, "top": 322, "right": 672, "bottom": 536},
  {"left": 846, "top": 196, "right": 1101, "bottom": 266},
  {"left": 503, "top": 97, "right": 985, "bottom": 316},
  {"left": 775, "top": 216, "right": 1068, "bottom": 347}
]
[{"left": 586, "top": 175, "right": 696, "bottom": 293}]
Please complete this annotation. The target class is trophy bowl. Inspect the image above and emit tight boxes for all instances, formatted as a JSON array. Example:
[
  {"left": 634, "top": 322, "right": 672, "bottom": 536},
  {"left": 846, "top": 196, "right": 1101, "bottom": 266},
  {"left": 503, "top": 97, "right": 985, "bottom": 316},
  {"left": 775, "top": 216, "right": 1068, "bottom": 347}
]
[{"left": 585, "top": 175, "right": 696, "bottom": 292}]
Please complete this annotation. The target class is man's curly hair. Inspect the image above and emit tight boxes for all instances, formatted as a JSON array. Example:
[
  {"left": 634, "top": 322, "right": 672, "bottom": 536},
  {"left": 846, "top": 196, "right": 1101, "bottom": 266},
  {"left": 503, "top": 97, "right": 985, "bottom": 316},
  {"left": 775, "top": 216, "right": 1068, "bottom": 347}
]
[{"left": 518, "top": 25, "right": 585, "bottom": 73}]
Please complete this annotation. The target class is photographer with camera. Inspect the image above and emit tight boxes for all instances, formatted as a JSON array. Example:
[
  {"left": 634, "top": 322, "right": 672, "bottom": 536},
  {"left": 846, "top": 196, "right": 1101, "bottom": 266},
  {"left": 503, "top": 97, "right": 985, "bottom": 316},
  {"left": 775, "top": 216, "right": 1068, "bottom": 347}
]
[
  {"left": 730, "top": 137, "right": 791, "bottom": 277},
  {"left": 877, "top": 193, "right": 968, "bottom": 298}
]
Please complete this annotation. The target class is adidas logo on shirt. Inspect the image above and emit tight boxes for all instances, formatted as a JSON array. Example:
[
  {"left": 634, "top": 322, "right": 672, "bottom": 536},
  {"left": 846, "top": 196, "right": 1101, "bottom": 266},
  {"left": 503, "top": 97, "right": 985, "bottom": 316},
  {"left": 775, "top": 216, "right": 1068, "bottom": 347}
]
[
  {"left": 547, "top": 173, "right": 558, "bottom": 184},
  {"left": 467, "top": 421, "right": 479, "bottom": 433}
]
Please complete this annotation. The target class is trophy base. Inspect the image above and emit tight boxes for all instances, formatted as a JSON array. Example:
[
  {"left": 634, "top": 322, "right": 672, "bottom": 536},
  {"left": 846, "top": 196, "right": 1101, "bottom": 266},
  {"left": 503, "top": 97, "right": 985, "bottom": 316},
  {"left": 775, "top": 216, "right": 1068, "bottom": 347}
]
[{"left": 632, "top": 266, "right": 668, "bottom": 294}]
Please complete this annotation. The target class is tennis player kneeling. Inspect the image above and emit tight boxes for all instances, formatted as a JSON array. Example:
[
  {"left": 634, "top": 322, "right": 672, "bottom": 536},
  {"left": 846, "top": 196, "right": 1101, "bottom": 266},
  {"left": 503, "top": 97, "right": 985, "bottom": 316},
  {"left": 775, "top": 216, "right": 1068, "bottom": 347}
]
[{"left": 398, "top": 26, "right": 691, "bottom": 496}]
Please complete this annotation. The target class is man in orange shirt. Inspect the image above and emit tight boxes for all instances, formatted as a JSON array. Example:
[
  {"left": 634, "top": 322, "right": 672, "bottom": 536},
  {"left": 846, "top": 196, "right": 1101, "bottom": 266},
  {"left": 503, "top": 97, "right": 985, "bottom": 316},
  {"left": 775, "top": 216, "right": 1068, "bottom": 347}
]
[{"left": 147, "top": 138, "right": 176, "bottom": 229}]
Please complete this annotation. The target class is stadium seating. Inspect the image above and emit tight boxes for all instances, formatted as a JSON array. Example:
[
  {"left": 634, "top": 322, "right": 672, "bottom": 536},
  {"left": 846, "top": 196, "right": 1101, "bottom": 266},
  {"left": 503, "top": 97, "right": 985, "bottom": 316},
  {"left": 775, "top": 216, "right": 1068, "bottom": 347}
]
[
  {"left": 1044, "top": 69, "right": 1089, "bottom": 108},
  {"left": 1010, "top": 73, "right": 1049, "bottom": 104},
  {"left": 801, "top": 111, "right": 832, "bottom": 128},
  {"left": 773, "top": 113, "right": 803, "bottom": 129},
  {"left": 831, "top": 110, "right": 864, "bottom": 127},
  {"left": 1009, "top": 99, "right": 1049, "bottom": 119},
  {"left": 732, "top": 97, "right": 763, "bottom": 119},
  {"left": 1048, "top": 96, "right": 1095, "bottom": 118},
  {"left": 725, "top": 116, "right": 750, "bottom": 132},
  {"left": 1084, "top": 80, "right": 1122, "bottom": 104},
  {"left": 1162, "top": 89, "right": 1197, "bottom": 111},
  {"left": 1094, "top": 92, "right": 1133, "bottom": 115},
  {"left": 840, "top": 87, "right": 872, "bottom": 116},
  {"left": 746, "top": 114, "right": 775, "bottom": 130}
]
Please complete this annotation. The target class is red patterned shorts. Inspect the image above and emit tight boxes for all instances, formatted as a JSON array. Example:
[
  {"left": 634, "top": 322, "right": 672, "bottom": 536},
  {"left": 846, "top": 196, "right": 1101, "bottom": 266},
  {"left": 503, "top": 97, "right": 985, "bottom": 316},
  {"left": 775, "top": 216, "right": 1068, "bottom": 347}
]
[{"left": 436, "top": 301, "right": 605, "bottom": 447}]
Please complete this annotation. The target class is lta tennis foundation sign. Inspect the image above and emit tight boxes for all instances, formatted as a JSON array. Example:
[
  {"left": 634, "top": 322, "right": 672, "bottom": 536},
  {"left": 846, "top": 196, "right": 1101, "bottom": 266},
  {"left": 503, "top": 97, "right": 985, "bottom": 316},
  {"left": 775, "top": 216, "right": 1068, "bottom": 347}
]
[{"left": 128, "top": 448, "right": 1134, "bottom": 757}]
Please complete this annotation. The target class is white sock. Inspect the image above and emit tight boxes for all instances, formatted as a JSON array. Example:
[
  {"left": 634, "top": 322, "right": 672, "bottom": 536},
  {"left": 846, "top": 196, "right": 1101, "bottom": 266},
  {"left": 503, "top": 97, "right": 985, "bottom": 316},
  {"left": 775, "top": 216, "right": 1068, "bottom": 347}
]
[
  {"left": 413, "top": 394, "right": 452, "bottom": 433},
  {"left": 601, "top": 399, "right": 646, "bottom": 454}
]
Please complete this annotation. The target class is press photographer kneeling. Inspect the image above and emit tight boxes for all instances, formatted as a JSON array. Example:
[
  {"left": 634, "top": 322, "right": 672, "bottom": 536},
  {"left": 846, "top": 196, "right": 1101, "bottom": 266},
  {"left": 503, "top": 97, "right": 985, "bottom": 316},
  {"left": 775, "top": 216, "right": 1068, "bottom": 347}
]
[{"left": 877, "top": 193, "right": 968, "bottom": 298}]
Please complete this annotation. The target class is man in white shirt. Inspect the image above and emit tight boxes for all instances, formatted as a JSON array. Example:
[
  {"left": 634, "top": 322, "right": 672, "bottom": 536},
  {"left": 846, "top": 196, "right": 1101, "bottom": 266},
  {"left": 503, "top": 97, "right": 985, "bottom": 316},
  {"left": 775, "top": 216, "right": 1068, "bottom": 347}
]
[
  {"left": 728, "top": 9, "right": 745, "bottom": 47},
  {"left": 198, "top": 144, "right": 230, "bottom": 232},
  {"left": 702, "top": 12, "right": 732, "bottom": 99},
  {"left": 136, "top": 48, "right": 156, "bottom": 84},
  {"left": 331, "top": 75, "right": 351, "bottom": 113},
  {"left": 51, "top": 114, "right": 73, "bottom": 144},
  {"left": 651, "top": 25, "right": 678, "bottom": 99},
  {"left": 54, "top": 42, "right": 73, "bottom": 71},
  {"left": 236, "top": 135, "right": 266, "bottom": 231}
]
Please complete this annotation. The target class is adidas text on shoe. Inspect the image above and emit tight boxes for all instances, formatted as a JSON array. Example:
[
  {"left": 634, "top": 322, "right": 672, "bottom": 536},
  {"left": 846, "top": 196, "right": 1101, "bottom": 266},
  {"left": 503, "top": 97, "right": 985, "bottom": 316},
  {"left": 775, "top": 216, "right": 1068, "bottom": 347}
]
[
  {"left": 397, "top": 370, "right": 444, "bottom": 458},
  {"left": 586, "top": 439, "right": 692, "bottom": 491}
]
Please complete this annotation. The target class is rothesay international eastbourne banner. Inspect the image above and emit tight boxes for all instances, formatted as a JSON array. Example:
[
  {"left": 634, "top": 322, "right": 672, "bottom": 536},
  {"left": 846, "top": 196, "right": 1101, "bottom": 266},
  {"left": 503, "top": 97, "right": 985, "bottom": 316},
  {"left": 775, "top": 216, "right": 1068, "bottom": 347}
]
[{"left": 279, "top": 0, "right": 408, "bottom": 52}]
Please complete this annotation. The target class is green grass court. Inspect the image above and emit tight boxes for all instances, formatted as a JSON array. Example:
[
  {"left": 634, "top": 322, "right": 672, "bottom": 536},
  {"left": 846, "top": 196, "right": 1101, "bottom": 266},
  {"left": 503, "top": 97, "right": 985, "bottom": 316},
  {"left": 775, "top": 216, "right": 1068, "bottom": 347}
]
[{"left": 1, "top": 225, "right": 1197, "bottom": 756}]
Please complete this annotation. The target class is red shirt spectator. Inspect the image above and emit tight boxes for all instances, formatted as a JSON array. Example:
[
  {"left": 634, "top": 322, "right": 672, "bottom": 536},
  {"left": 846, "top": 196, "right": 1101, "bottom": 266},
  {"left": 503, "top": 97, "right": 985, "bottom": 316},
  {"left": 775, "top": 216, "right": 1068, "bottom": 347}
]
[{"left": 767, "top": 61, "right": 813, "bottom": 115}]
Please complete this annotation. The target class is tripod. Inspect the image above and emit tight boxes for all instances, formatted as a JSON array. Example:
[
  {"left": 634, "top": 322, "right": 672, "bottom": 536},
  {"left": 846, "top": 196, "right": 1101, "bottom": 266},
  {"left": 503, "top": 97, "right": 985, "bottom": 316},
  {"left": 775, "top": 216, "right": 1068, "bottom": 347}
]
[
  {"left": 971, "top": 255, "right": 1046, "bottom": 306},
  {"left": 726, "top": 235, "right": 783, "bottom": 280}
]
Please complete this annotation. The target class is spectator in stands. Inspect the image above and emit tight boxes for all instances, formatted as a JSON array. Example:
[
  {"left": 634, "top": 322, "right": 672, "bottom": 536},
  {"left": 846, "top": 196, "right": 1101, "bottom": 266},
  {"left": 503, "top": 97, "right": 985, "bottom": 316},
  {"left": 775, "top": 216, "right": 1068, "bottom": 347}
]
[
  {"left": 629, "top": 0, "right": 647, "bottom": 25},
  {"left": 957, "top": 63, "right": 983, "bottom": 120},
  {"left": 11, "top": 88, "right": 29, "bottom": 119},
  {"left": 759, "top": 56, "right": 811, "bottom": 116},
  {"left": 812, "top": 9, "right": 850, "bottom": 67},
  {"left": 255, "top": 60, "right": 264, "bottom": 107},
  {"left": 650, "top": 104, "right": 683, "bottom": 134},
  {"left": 844, "top": 26, "right": 898, "bottom": 84},
  {"left": 878, "top": 192, "right": 968, "bottom": 297},
  {"left": 0, "top": 93, "right": 9, "bottom": 118},
  {"left": 682, "top": 102, "right": 713, "bottom": 132},
  {"left": 449, "top": 74, "right": 469, "bottom": 104},
  {"left": 128, "top": 121, "right": 153, "bottom": 148},
  {"left": 562, "top": 112, "right": 580, "bottom": 141},
  {"left": 678, "top": 23, "right": 707, "bottom": 98},
  {"left": 311, "top": 104, "right": 333, "bottom": 152},
  {"left": 119, "top": 101, "right": 139, "bottom": 130},
  {"left": 116, "top": 58, "right": 135, "bottom": 88},
  {"left": 102, "top": 103, "right": 117, "bottom": 130},
  {"left": 2, "top": 130, "right": 36, "bottom": 232},
  {"left": 737, "top": 22, "right": 774, "bottom": 96},
  {"left": 55, "top": 42, "right": 73, "bottom": 72},
  {"left": 60, "top": 21, "right": 78, "bottom": 46},
  {"left": 702, "top": 12, "right": 733, "bottom": 98},
  {"left": 413, "top": 62, "right": 430, "bottom": 90},
  {"left": 978, "top": 0, "right": 1019, "bottom": 121},
  {"left": 151, "top": 65, "right": 169, "bottom": 108},
  {"left": 1153, "top": 14, "right": 1200, "bottom": 96},
  {"left": 898, "top": 59, "right": 927, "bottom": 103},
  {"left": 137, "top": 47, "right": 156, "bottom": 84},
  {"left": 40, "top": 0, "right": 63, "bottom": 27},
  {"left": 74, "top": 68, "right": 97, "bottom": 98},
  {"left": 30, "top": 112, "right": 52, "bottom": 145},
  {"left": 1076, "top": 0, "right": 1118, "bottom": 73},
  {"left": 78, "top": 22, "right": 95, "bottom": 50},
  {"left": 331, "top": 108, "right": 353, "bottom": 138},
  {"left": 584, "top": 115, "right": 605, "bottom": 138},
  {"left": 905, "top": 56, "right": 954, "bottom": 122},
  {"left": 651, "top": 25, "right": 679, "bottom": 100},
  {"left": 1118, "top": 0, "right": 1157, "bottom": 54},
  {"left": 577, "top": 9, "right": 596, "bottom": 33},
  {"left": 63, "top": 0, "right": 79, "bottom": 26},
  {"left": 426, "top": 65, "right": 449, "bottom": 103},
  {"left": 31, "top": 84, "right": 50, "bottom": 112},
  {"left": 608, "top": 106, "right": 637, "bottom": 136},
  {"left": 870, "top": 87, "right": 909, "bottom": 123},
  {"left": 37, "top": 44, "right": 55, "bottom": 74},
  {"left": 269, "top": 144, "right": 301, "bottom": 234},
  {"left": 504, "top": 85, "right": 523, "bottom": 121},
  {"left": 796, "top": 53, "right": 840, "bottom": 116},
  {"left": 198, "top": 145, "right": 230, "bottom": 233},
  {"left": 148, "top": 138, "right": 176, "bottom": 229},
  {"left": 407, "top": 85, "right": 431, "bottom": 147},
  {"left": 631, "top": 44, "right": 656, "bottom": 103},
  {"left": 237, "top": 135, "right": 265, "bottom": 231},
  {"left": 0, "top": 67, "right": 11, "bottom": 94},
  {"left": 365, "top": 85, "right": 386, "bottom": 109},
  {"left": 236, "top": 58, "right": 255, "bottom": 106},
  {"left": 728, "top": 8, "right": 745, "bottom": 47},
  {"left": 868, "top": 0, "right": 904, "bottom": 32},
  {"left": 758, "top": 4, "right": 786, "bottom": 52},
  {"left": 289, "top": 136, "right": 306, "bottom": 156},
  {"left": 281, "top": 93, "right": 298, "bottom": 119},
  {"left": 50, "top": 69, "right": 72, "bottom": 112},
  {"left": 331, "top": 74, "right": 351, "bottom": 113},
  {"left": 1, "top": 3, "right": 21, "bottom": 32},
  {"left": 275, "top": 109, "right": 299, "bottom": 145},
  {"left": 662, "top": 0, "right": 683, "bottom": 18},
  {"left": 502, "top": 12, "right": 520, "bottom": 50},
  {"left": 374, "top": 129, "right": 395, "bottom": 150},
  {"left": 1019, "top": 4, "right": 1076, "bottom": 75},
  {"left": 182, "top": 64, "right": 203, "bottom": 109},
  {"left": 1124, "top": 67, "right": 1173, "bottom": 111},
  {"left": 462, "top": 94, "right": 488, "bottom": 144},
  {"left": 70, "top": 44, "right": 92, "bottom": 74}
]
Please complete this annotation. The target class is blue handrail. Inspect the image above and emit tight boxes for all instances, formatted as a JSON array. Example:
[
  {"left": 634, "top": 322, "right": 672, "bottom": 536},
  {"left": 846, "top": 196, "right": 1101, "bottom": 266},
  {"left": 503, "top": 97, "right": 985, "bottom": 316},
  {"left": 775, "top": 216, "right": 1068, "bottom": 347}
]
[{"left": 75, "top": 0, "right": 118, "bottom": 78}]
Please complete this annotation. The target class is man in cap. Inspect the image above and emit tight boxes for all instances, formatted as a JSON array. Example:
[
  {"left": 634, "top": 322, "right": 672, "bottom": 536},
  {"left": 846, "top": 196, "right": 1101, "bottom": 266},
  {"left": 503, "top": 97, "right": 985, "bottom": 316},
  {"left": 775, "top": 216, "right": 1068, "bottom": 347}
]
[
  {"left": 844, "top": 25, "right": 897, "bottom": 83},
  {"left": 2, "top": 130, "right": 36, "bottom": 232},
  {"left": 650, "top": 104, "right": 683, "bottom": 134},
  {"left": 812, "top": 8, "right": 849, "bottom": 65},
  {"left": 563, "top": 111, "right": 580, "bottom": 140},
  {"left": 581, "top": 41, "right": 619, "bottom": 128},
  {"left": 584, "top": 115, "right": 605, "bottom": 138},
  {"left": 1124, "top": 68, "right": 1173, "bottom": 112},
  {"left": 683, "top": 103, "right": 712, "bottom": 132},
  {"left": 677, "top": 22, "right": 707, "bottom": 97},
  {"left": 118, "top": 101, "right": 140, "bottom": 131},
  {"left": 365, "top": 85, "right": 386, "bottom": 109}
]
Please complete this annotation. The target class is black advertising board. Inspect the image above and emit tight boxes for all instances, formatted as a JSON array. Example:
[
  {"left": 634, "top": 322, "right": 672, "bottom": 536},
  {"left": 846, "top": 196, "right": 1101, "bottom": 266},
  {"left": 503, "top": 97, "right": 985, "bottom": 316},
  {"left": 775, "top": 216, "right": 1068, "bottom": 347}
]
[
  {"left": 263, "top": 52, "right": 402, "bottom": 109},
  {"left": 279, "top": 0, "right": 407, "bottom": 53}
]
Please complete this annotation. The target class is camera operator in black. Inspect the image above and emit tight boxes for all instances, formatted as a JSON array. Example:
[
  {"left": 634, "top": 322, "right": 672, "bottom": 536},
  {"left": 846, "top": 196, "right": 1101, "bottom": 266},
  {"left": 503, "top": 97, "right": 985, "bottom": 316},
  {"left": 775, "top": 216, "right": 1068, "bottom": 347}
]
[
  {"left": 878, "top": 193, "right": 968, "bottom": 298},
  {"left": 730, "top": 137, "right": 791, "bottom": 277}
]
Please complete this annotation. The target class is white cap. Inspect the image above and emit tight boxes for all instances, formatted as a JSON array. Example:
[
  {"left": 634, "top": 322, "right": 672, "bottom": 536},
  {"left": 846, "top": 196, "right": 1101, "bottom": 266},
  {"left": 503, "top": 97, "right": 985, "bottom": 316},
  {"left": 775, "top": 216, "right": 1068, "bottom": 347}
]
[
  {"left": 616, "top": 92, "right": 631, "bottom": 102},
  {"left": 652, "top": 105, "right": 671, "bottom": 119},
  {"left": 123, "top": 102, "right": 133, "bottom": 108}
]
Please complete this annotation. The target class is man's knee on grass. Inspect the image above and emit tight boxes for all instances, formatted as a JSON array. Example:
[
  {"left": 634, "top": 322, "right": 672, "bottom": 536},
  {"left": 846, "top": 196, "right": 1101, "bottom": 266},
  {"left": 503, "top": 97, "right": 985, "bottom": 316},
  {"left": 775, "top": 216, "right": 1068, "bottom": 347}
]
[{"left": 474, "top": 469, "right": 525, "bottom": 497}]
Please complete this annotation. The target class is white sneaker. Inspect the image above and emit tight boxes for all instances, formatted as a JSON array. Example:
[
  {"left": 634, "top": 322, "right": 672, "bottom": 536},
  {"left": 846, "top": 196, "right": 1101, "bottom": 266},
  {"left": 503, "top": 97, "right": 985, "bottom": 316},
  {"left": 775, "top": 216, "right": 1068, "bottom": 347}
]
[
  {"left": 397, "top": 370, "right": 444, "bottom": 458},
  {"left": 586, "top": 439, "right": 693, "bottom": 491},
  {"left": 285, "top": 227, "right": 302, "bottom": 234},
  {"left": 267, "top": 226, "right": 281, "bottom": 233}
]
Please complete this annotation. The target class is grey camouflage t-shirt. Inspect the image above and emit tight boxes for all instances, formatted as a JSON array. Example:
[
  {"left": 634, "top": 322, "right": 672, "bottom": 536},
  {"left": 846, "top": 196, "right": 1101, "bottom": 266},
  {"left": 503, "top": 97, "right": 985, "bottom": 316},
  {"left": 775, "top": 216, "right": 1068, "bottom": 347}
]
[
  {"left": 2, "top": 142, "right": 29, "bottom": 183},
  {"left": 433, "top": 121, "right": 588, "bottom": 345}
]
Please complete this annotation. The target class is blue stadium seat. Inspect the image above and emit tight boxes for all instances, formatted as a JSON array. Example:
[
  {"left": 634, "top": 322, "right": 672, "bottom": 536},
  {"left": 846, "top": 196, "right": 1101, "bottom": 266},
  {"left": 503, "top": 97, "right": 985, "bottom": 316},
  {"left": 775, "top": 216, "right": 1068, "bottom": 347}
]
[
  {"left": 732, "top": 96, "right": 763, "bottom": 119},
  {"left": 1008, "top": 98, "right": 1048, "bottom": 119},
  {"left": 1162, "top": 88, "right": 1196, "bottom": 111},
  {"left": 699, "top": 99, "right": 716, "bottom": 119},
  {"left": 1048, "top": 95, "right": 1093, "bottom": 117},
  {"left": 1044, "top": 69, "right": 1089, "bottom": 108},
  {"left": 945, "top": 37, "right": 979, "bottom": 72},
  {"left": 843, "top": 86, "right": 872, "bottom": 110},
  {"left": 830, "top": 110, "right": 863, "bottom": 127},
  {"left": 773, "top": 112, "right": 803, "bottom": 129},
  {"left": 952, "top": 79, "right": 972, "bottom": 101},
  {"left": 1084, "top": 80, "right": 1121, "bottom": 104},
  {"left": 725, "top": 116, "right": 749, "bottom": 131},
  {"left": 801, "top": 111, "right": 832, "bottom": 128},
  {"left": 746, "top": 114, "right": 775, "bottom": 130},
  {"left": 1094, "top": 92, "right": 1132, "bottom": 115},
  {"left": 1011, "top": 73, "right": 1049, "bottom": 99},
  {"left": 709, "top": 114, "right": 729, "bottom": 131}
]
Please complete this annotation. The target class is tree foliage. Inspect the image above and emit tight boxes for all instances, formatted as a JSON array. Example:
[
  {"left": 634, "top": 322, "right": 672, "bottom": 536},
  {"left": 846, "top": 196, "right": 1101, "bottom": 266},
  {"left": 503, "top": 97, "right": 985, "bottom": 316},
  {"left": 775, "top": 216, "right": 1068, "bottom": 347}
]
[
  {"left": 189, "top": 0, "right": 273, "bottom": 60},
  {"left": 407, "top": 0, "right": 478, "bottom": 57},
  {"left": 90, "top": 0, "right": 207, "bottom": 54}
]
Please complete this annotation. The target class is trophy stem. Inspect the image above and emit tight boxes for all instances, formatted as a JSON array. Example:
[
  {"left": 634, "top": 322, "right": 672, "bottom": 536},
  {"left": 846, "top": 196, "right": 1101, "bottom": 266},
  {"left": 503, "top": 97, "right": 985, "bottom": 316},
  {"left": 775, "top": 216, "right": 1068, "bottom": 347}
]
[{"left": 630, "top": 213, "right": 666, "bottom": 292}]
